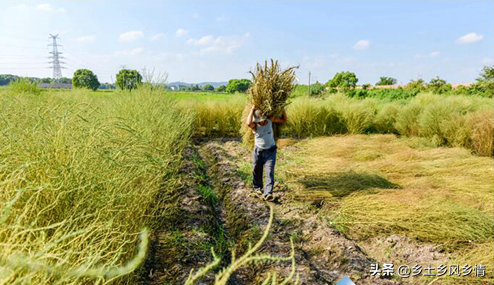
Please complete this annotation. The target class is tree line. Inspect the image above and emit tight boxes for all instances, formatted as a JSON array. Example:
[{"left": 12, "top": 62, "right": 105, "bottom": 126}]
[
  {"left": 2, "top": 65, "right": 492, "bottom": 98},
  {"left": 0, "top": 74, "right": 72, "bottom": 86},
  {"left": 305, "top": 65, "right": 493, "bottom": 98},
  {"left": 0, "top": 69, "right": 254, "bottom": 93}
]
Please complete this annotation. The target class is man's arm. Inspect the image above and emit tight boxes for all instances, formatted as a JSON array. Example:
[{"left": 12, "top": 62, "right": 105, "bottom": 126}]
[
  {"left": 246, "top": 106, "right": 256, "bottom": 130},
  {"left": 269, "top": 111, "right": 287, "bottom": 124}
]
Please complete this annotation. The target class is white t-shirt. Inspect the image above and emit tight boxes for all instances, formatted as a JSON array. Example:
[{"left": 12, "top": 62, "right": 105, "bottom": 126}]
[{"left": 254, "top": 119, "right": 275, "bottom": 149}]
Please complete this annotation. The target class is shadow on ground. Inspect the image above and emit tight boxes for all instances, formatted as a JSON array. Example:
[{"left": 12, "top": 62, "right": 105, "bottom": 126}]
[{"left": 298, "top": 171, "right": 400, "bottom": 198}]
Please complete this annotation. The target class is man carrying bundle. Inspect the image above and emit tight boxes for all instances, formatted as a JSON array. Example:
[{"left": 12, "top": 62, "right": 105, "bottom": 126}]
[{"left": 245, "top": 106, "right": 287, "bottom": 201}]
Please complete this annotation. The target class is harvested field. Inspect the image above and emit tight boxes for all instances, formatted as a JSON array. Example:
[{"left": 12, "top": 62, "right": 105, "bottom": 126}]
[{"left": 1, "top": 88, "right": 492, "bottom": 285}]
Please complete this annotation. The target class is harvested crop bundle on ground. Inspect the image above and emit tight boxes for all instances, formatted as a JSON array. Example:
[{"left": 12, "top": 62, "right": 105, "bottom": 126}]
[{"left": 242, "top": 59, "right": 298, "bottom": 147}]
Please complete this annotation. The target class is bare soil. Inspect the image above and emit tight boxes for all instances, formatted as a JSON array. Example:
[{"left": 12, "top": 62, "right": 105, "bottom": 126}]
[{"left": 140, "top": 138, "right": 448, "bottom": 285}]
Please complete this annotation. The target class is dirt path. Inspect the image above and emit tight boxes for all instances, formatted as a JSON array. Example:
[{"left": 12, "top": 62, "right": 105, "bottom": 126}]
[
  {"left": 139, "top": 139, "right": 408, "bottom": 284},
  {"left": 138, "top": 146, "right": 221, "bottom": 285},
  {"left": 198, "top": 139, "right": 400, "bottom": 285}
]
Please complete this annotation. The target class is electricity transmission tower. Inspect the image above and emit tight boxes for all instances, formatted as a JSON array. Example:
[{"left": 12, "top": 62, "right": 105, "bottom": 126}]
[{"left": 48, "top": 34, "right": 65, "bottom": 81}]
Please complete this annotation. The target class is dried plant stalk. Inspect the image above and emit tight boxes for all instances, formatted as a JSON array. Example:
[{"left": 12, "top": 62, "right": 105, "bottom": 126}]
[
  {"left": 242, "top": 59, "right": 298, "bottom": 146},
  {"left": 248, "top": 59, "right": 298, "bottom": 117}
]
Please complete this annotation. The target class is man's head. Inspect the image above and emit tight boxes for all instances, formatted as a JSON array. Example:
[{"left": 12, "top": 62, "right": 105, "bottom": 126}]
[{"left": 253, "top": 109, "right": 267, "bottom": 124}]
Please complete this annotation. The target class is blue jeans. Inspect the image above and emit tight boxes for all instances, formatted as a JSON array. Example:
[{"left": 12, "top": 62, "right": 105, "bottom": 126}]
[{"left": 252, "top": 146, "right": 276, "bottom": 195}]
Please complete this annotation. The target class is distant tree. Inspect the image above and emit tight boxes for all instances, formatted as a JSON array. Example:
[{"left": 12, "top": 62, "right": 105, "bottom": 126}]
[
  {"left": 58, "top": 77, "right": 72, "bottom": 84},
  {"left": 478, "top": 65, "right": 494, "bottom": 81},
  {"left": 405, "top": 79, "right": 425, "bottom": 91},
  {"left": 362, "top": 84, "right": 371, "bottom": 90},
  {"left": 427, "top": 76, "right": 452, "bottom": 94},
  {"left": 216, "top": 85, "right": 226, "bottom": 92},
  {"left": 376, "top": 76, "right": 397, "bottom": 86},
  {"left": 202, "top": 84, "right": 215, "bottom": 92},
  {"left": 325, "top": 71, "right": 358, "bottom": 91},
  {"left": 309, "top": 81, "right": 324, "bottom": 96},
  {"left": 0, "top": 74, "right": 20, "bottom": 86},
  {"left": 72, "top": 69, "right": 100, "bottom": 91},
  {"left": 472, "top": 65, "right": 494, "bottom": 97},
  {"left": 226, "top": 79, "right": 251, "bottom": 93},
  {"left": 99, "top": 83, "right": 116, "bottom": 90},
  {"left": 116, "top": 69, "right": 142, "bottom": 91},
  {"left": 191, "top": 84, "right": 200, "bottom": 91}
]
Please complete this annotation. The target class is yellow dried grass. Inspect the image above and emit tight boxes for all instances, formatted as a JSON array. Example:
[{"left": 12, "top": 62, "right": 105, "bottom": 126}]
[
  {"left": 248, "top": 59, "right": 298, "bottom": 117},
  {"left": 241, "top": 59, "right": 298, "bottom": 146}
]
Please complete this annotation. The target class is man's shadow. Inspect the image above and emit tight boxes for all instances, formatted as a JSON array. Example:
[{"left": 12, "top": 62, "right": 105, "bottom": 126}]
[{"left": 297, "top": 170, "right": 400, "bottom": 198}]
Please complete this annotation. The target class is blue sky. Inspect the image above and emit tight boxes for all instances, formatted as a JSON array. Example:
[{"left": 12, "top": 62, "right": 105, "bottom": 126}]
[{"left": 0, "top": 0, "right": 492, "bottom": 84}]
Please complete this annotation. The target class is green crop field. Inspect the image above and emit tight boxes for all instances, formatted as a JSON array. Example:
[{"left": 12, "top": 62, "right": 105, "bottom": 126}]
[{"left": 0, "top": 85, "right": 492, "bottom": 284}]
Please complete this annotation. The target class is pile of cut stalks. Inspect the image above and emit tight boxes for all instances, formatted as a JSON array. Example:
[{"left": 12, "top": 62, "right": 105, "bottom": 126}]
[{"left": 242, "top": 59, "right": 298, "bottom": 147}]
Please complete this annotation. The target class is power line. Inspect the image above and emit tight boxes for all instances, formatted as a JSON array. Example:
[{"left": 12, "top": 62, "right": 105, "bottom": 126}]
[
  {"left": 0, "top": 43, "right": 49, "bottom": 50},
  {"left": 0, "top": 67, "right": 49, "bottom": 70},
  {"left": 0, "top": 32, "right": 48, "bottom": 42},
  {"left": 0, "top": 33, "right": 115, "bottom": 81},
  {"left": 0, "top": 62, "right": 50, "bottom": 65},
  {"left": 62, "top": 49, "right": 114, "bottom": 72},
  {"left": 0, "top": 55, "right": 46, "bottom": 58},
  {"left": 63, "top": 56, "right": 113, "bottom": 74}
]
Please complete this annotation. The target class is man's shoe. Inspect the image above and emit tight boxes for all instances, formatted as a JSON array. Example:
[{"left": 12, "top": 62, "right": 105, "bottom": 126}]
[
  {"left": 250, "top": 189, "right": 263, "bottom": 198},
  {"left": 263, "top": 193, "right": 275, "bottom": 202}
]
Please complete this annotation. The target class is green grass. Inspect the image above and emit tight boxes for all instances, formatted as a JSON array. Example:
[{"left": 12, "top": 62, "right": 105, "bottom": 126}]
[
  {"left": 8, "top": 78, "right": 42, "bottom": 95},
  {"left": 197, "top": 184, "right": 218, "bottom": 204},
  {"left": 166, "top": 91, "right": 245, "bottom": 101},
  {"left": 1, "top": 87, "right": 492, "bottom": 284},
  {"left": 285, "top": 94, "right": 493, "bottom": 156},
  {"left": 0, "top": 88, "right": 193, "bottom": 284},
  {"left": 181, "top": 95, "right": 245, "bottom": 137},
  {"left": 97, "top": 90, "right": 492, "bottom": 158}
]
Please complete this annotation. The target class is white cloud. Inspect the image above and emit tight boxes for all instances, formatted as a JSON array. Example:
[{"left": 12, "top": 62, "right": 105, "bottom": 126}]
[
  {"left": 149, "top": 52, "right": 187, "bottom": 62},
  {"left": 481, "top": 57, "right": 494, "bottom": 65},
  {"left": 187, "top": 33, "right": 250, "bottom": 55},
  {"left": 36, "top": 3, "right": 64, "bottom": 12},
  {"left": 187, "top": 35, "right": 214, "bottom": 45},
  {"left": 119, "top": 31, "right": 144, "bottom": 42},
  {"left": 456, "top": 33, "right": 484, "bottom": 44},
  {"left": 216, "top": 15, "right": 229, "bottom": 22},
  {"left": 10, "top": 3, "right": 64, "bottom": 12},
  {"left": 36, "top": 3, "right": 52, "bottom": 11},
  {"left": 76, "top": 35, "right": 96, "bottom": 43},
  {"left": 9, "top": 4, "right": 29, "bottom": 10},
  {"left": 175, "top": 28, "right": 188, "bottom": 37},
  {"left": 429, "top": 51, "right": 441, "bottom": 57},
  {"left": 353, "top": 40, "right": 370, "bottom": 50},
  {"left": 150, "top": 33, "right": 166, "bottom": 41},
  {"left": 414, "top": 51, "right": 441, "bottom": 59},
  {"left": 114, "top": 47, "right": 144, "bottom": 56}
]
